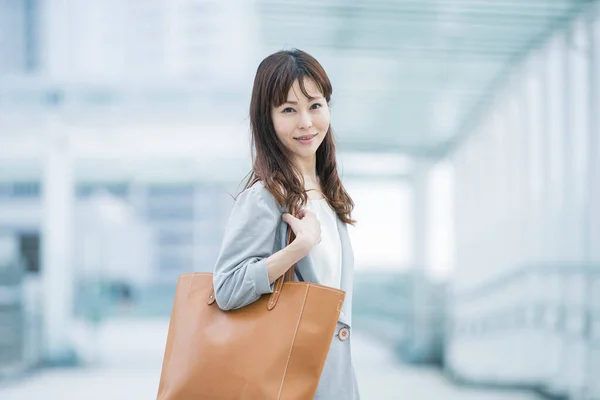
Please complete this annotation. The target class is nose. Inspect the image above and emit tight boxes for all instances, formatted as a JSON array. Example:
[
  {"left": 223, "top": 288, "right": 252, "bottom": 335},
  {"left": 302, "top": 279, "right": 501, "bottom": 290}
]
[{"left": 297, "top": 111, "right": 312, "bottom": 130}]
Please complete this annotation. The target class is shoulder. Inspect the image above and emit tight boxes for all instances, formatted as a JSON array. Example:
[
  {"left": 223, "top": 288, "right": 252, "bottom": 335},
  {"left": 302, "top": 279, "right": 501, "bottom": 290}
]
[{"left": 236, "top": 181, "right": 284, "bottom": 213}]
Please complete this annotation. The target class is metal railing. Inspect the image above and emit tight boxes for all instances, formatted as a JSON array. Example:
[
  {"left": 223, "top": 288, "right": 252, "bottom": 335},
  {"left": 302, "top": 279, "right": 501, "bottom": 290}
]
[
  {"left": 352, "top": 270, "right": 447, "bottom": 365},
  {"left": 448, "top": 264, "right": 600, "bottom": 400}
]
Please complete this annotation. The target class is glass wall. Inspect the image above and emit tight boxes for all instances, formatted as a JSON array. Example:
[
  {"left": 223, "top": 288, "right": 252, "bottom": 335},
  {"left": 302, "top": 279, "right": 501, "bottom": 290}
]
[{"left": 447, "top": 7, "right": 600, "bottom": 399}]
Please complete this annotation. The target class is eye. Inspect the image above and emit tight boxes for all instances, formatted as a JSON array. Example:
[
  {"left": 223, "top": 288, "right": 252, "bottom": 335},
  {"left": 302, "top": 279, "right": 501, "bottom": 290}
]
[
  {"left": 282, "top": 107, "right": 295, "bottom": 113},
  {"left": 311, "top": 103, "right": 323, "bottom": 110}
]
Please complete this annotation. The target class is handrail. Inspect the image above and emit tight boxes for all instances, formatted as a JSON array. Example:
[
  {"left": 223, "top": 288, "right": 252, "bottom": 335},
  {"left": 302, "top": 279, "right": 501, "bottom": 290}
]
[
  {"left": 453, "top": 264, "right": 600, "bottom": 302},
  {"left": 449, "top": 263, "right": 600, "bottom": 344}
]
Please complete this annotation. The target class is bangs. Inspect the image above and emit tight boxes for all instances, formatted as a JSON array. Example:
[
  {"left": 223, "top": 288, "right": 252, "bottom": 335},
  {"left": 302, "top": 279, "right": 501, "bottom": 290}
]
[{"left": 270, "top": 58, "right": 331, "bottom": 107}]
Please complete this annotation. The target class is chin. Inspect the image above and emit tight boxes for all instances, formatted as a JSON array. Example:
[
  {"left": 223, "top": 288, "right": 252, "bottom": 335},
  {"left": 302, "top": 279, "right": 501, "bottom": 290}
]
[{"left": 293, "top": 149, "right": 318, "bottom": 159}]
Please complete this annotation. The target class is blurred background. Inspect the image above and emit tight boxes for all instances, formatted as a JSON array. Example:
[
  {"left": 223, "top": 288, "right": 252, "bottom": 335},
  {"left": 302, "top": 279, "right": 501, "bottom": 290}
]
[{"left": 0, "top": 0, "right": 599, "bottom": 399}]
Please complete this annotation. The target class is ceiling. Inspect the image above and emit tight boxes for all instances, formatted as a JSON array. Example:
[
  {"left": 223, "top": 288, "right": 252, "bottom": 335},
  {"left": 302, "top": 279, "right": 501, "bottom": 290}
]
[
  {"left": 255, "top": 0, "right": 597, "bottom": 157},
  {"left": 0, "top": 0, "right": 596, "bottom": 181}
]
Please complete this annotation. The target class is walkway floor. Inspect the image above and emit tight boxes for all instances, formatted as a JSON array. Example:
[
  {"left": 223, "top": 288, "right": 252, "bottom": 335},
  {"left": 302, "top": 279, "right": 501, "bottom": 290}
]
[{"left": 0, "top": 319, "right": 544, "bottom": 400}]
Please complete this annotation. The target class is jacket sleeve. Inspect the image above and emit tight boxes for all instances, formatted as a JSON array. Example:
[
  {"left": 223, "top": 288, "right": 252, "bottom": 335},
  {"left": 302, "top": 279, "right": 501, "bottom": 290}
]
[{"left": 212, "top": 184, "right": 281, "bottom": 310}]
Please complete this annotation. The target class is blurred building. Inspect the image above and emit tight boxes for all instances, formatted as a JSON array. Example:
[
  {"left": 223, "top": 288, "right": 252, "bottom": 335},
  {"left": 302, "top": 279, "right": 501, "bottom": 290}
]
[
  {"left": 41, "top": 0, "right": 256, "bottom": 84},
  {"left": 0, "top": 0, "right": 39, "bottom": 75},
  {"left": 445, "top": 10, "right": 600, "bottom": 400}
]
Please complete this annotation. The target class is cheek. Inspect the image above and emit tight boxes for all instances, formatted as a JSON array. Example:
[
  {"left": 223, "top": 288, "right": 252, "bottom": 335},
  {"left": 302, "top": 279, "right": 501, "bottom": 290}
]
[
  {"left": 272, "top": 120, "right": 296, "bottom": 149},
  {"left": 271, "top": 115, "right": 288, "bottom": 140},
  {"left": 272, "top": 119, "right": 283, "bottom": 133},
  {"left": 315, "top": 111, "right": 331, "bottom": 131}
]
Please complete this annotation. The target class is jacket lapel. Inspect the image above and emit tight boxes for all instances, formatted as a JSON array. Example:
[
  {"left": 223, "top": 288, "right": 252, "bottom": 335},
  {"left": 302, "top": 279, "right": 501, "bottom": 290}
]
[
  {"left": 335, "top": 218, "right": 354, "bottom": 326},
  {"left": 278, "top": 215, "right": 354, "bottom": 326}
]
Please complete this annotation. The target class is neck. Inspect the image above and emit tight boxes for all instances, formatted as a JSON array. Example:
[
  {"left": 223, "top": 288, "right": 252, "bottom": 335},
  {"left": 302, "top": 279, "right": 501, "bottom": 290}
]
[{"left": 292, "top": 155, "right": 318, "bottom": 185}]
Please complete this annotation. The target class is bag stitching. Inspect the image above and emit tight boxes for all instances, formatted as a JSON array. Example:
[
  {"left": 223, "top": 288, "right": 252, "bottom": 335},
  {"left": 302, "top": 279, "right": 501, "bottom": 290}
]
[
  {"left": 182, "top": 272, "right": 346, "bottom": 295},
  {"left": 277, "top": 284, "right": 310, "bottom": 400},
  {"left": 286, "top": 282, "right": 345, "bottom": 295},
  {"left": 185, "top": 274, "right": 195, "bottom": 301}
]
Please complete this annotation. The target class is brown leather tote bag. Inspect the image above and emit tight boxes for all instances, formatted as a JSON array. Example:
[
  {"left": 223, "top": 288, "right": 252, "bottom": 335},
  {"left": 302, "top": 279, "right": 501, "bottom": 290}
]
[{"left": 156, "top": 224, "right": 345, "bottom": 400}]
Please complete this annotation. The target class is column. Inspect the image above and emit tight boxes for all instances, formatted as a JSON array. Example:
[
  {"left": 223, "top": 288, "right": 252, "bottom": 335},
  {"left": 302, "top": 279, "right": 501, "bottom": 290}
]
[
  {"left": 409, "top": 160, "right": 431, "bottom": 359},
  {"left": 587, "top": 8, "right": 600, "bottom": 264},
  {"left": 41, "top": 113, "right": 76, "bottom": 364}
]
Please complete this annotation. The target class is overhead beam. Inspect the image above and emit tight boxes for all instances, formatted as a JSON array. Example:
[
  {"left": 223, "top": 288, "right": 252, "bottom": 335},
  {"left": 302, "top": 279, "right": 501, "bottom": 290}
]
[
  {"left": 441, "top": 0, "right": 595, "bottom": 158},
  {"left": 258, "top": 4, "right": 576, "bottom": 24},
  {"left": 337, "top": 139, "right": 447, "bottom": 159}
]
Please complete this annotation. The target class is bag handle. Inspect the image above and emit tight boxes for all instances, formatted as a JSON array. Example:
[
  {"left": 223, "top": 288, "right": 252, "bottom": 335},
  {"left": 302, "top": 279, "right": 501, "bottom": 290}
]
[
  {"left": 207, "top": 207, "right": 298, "bottom": 310},
  {"left": 266, "top": 220, "right": 296, "bottom": 310}
]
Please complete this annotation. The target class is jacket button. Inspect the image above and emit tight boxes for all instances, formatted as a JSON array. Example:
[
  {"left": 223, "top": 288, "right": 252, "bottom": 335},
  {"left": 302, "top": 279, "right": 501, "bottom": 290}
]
[{"left": 338, "top": 327, "right": 349, "bottom": 341}]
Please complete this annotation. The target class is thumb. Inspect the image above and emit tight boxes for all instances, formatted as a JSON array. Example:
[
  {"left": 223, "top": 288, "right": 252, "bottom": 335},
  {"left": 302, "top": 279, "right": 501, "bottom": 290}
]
[{"left": 281, "top": 213, "right": 298, "bottom": 225}]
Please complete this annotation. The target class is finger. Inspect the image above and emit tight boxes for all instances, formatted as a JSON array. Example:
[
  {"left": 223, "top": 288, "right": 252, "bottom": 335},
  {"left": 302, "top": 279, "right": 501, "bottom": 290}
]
[
  {"left": 281, "top": 213, "right": 297, "bottom": 224},
  {"left": 300, "top": 209, "right": 314, "bottom": 218}
]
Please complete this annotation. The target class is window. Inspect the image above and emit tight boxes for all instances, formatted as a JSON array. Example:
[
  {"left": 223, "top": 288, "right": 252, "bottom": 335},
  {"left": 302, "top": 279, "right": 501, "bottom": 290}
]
[
  {"left": 344, "top": 179, "right": 412, "bottom": 270},
  {"left": 0, "top": 182, "right": 41, "bottom": 199},
  {"left": 76, "top": 183, "right": 129, "bottom": 198}
]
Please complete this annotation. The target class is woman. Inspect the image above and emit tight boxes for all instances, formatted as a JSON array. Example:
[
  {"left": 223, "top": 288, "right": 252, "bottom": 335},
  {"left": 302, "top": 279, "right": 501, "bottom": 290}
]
[{"left": 213, "top": 49, "right": 360, "bottom": 399}]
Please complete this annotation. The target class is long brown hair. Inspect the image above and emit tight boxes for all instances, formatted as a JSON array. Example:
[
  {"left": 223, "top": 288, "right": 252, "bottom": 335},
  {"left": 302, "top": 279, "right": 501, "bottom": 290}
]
[{"left": 241, "top": 49, "right": 355, "bottom": 224}]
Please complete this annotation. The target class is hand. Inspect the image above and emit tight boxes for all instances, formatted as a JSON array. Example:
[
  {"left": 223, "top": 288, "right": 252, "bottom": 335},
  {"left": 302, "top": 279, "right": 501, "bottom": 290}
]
[{"left": 281, "top": 208, "right": 321, "bottom": 253}]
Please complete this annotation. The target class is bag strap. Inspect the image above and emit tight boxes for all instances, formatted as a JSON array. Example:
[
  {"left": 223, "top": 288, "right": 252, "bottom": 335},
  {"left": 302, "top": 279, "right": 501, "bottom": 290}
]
[
  {"left": 208, "top": 206, "right": 298, "bottom": 310},
  {"left": 267, "top": 220, "right": 296, "bottom": 310}
]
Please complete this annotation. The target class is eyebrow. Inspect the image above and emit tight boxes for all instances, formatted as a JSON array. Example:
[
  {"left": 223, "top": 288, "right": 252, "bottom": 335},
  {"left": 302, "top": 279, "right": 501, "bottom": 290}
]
[{"left": 283, "top": 96, "right": 325, "bottom": 105}]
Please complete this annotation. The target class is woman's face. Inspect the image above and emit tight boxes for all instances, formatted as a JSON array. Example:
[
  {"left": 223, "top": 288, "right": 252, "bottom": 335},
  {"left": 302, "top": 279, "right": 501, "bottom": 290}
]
[{"left": 271, "top": 78, "right": 330, "bottom": 162}]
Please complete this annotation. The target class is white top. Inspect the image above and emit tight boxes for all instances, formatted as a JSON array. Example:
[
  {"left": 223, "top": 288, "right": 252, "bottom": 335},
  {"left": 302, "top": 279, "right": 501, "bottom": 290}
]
[{"left": 305, "top": 199, "right": 342, "bottom": 289}]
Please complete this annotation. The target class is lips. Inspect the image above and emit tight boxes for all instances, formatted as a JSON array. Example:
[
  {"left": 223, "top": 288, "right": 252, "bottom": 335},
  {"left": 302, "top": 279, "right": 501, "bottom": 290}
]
[{"left": 294, "top": 133, "right": 318, "bottom": 141}]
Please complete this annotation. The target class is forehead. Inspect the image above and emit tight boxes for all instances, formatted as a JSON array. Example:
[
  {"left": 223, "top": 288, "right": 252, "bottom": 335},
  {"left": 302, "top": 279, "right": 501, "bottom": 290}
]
[{"left": 286, "top": 78, "right": 323, "bottom": 100}]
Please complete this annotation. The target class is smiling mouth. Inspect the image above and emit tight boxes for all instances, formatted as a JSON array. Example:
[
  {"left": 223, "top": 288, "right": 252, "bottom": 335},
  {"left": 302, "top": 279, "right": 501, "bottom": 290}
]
[{"left": 294, "top": 133, "right": 318, "bottom": 140}]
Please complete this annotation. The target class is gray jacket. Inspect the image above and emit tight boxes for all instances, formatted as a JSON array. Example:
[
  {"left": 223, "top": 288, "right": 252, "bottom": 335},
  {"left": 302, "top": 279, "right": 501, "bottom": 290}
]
[{"left": 212, "top": 181, "right": 355, "bottom": 327}]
